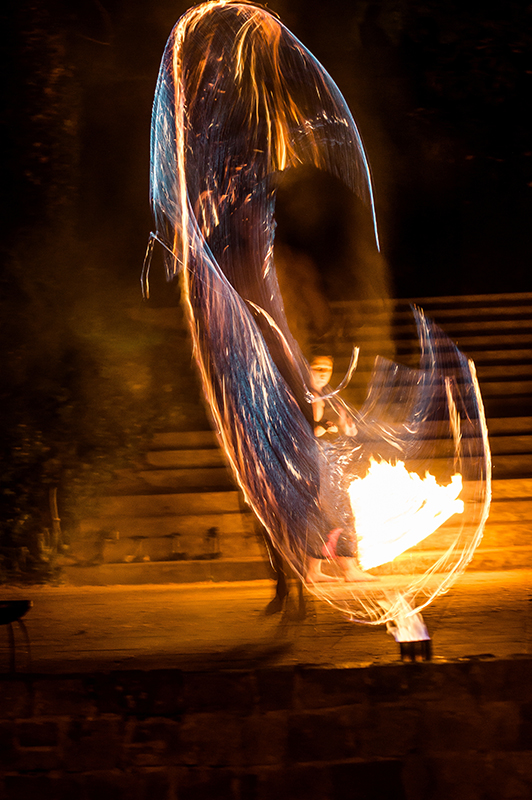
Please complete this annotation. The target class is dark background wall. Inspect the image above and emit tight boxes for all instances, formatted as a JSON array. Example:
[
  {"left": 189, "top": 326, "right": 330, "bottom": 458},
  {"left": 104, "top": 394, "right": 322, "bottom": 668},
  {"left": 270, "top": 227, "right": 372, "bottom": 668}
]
[{"left": 1, "top": 0, "right": 531, "bottom": 302}]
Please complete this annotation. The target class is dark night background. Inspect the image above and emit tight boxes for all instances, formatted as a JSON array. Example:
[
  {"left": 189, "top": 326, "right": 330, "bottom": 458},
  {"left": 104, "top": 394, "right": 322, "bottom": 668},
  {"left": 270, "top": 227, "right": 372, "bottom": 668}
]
[
  {"left": 2, "top": 0, "right": 531, "bottom": 299},
  {"left": 0, "top": 0, "right": 531, "bottom": 576}
]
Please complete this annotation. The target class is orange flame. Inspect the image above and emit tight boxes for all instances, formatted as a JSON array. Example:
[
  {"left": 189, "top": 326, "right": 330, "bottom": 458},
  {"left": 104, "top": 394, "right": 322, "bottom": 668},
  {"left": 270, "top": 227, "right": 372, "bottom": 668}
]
[{"left": 349, "top": 459, "right": 464, "bottom": 570}]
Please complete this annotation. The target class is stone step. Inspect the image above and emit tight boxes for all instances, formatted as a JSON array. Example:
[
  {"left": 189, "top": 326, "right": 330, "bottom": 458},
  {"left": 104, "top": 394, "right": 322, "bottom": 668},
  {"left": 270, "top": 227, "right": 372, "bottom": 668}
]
[
  {"left": 487, "top": 418, "right": 532, "bottom": 435},
  {"left": 368, "top": 546, "right": 532, "bottom": 575},
  {"left": 62, "top": 558, "right": 273, "bottom": 586},
  {"left": 455, "top": 545, "right": 532, "bottom": 572},
  {"left": 150, "top": 430, "right": 218, "bottom": 449},
  {"left": 331, "top": 290, "right": 532, "bottom": 311},
  {"left": 409, "top": 522, "right": 532, "bottom": 551},
  {"left": 436, "top": 350, "right": 532, "bottom": 365},
  {"left": 72, "top": 535, "right": 263, "bottom": 566},
  {"left": 335, "top": 361, "right": 532, "bottom": 382},
  {"left": 344, "top": 344, "right": 532, "bottom": 371},
  {"left": 144, "top": 426, "right": 525, "bottom": 458},
  {"left": 484, "top": 435, "right": 532, "bottom": 454},
  {"left": 61, "top": 544, "right": 532, "bottom": 585},
  {"left": 338, "top": 376, "right": 532, "bottom": 402},
  {"left": 398, "top": 305, "right": 532, "bottom": 322},
  {"left": 348, "top": 331, "right": 532, "bottom": 347},
  {"left": 130, "top": 294, "right": 532, "bottom": 337},
  {"left": 339, "top": 318, "right": 532, "bottom": 342},
  {"left": 95, "top": 491, "right": 242, "bottom": 518},
  {"left": 342, "top": 388, "right": 531, "bottom": 417},
  {"left": 107, "top": 467, "right": 235, "bottom": 495},
  {"left": 339, "top": 318, "right": 532, "bottom": 339},
  {"left": 336, "top": 334, "right": 532, "bottom": 356},
  {"left": 446, "top": 334, "right": 532, "bottom": 350},
  {"left": 146, "top": 449, "right": 227, "bottom": 468},
  {"left": 98, "top": 528, "right": 263, "bottom": 564},
  {"left": 367, "top": 306, "right": 532, "bottom": 326},
  {"left": 491, "top": 455, "right": 532, "bottom": 479},
  {"left": 95, "top": 473, "right": 532, "bottom": 521},
  {"left": 138, "top": 519, "right": 532, "bottom": 560},
  {"left": 400, "top": 349, "right": 532, "bottom": 366},
  {"left": 73, "top": 511, "right": 261, "bottom": 564},
  {"left": 485, "top": 499, "right": 532, "bottom": 523},
  {"left": 336, "top": 350, "right": 532, "bottom": 372},
  {"left": 133, "top": 295, "right": 532, "bottom": 336},
  {"left": 147, "top": 418, "right": 531, "bottom": 448},
  {"left": 113, "top": 455, "right": 531, "bottom": 490},
  {"left": 483, "top": 398, "right": 531, "bottom": 418},
  {"left": 488, "top": 478, "right": 532, "bottom": 498},
  {"left": 477, "top": 380, "right": 532, "bottom": 397},
  {"left": 80, "top": 512, "right": 251, "bottom": 539}
]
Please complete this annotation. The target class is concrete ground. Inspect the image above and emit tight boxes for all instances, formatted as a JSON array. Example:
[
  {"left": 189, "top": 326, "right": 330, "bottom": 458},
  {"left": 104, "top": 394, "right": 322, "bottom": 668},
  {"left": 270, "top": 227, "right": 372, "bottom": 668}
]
[{"left": 1, "top": 570, "right": 531, "bottom": 674}]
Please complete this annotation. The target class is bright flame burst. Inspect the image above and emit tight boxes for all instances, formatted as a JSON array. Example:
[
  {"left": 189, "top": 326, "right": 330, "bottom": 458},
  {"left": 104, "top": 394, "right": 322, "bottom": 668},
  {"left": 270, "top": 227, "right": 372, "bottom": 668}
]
[
  {"left": 349, "top": 460, "right": 464, "bottom": 571},
  {"left": 147, "top": 1, "right": 492, "bottom": 630}
]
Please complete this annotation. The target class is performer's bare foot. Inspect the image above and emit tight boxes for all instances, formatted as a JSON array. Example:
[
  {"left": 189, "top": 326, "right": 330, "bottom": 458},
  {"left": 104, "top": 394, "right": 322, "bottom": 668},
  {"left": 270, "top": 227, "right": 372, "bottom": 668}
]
[
  {"left": 338, "top": 557, "right": 378, "bottom": 582},
  {"left": 306, "top": 571, "right": 340, "bottom": 584},
  {"left": 305, "top": 557, "right": 340, "bottom": 584}
]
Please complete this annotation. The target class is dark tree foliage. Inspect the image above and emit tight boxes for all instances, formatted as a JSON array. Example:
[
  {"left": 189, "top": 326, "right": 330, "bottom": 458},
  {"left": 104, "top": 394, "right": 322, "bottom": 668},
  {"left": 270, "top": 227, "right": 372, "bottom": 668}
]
[
  {"left": 0, "top": 0, "right": 202, "bottom": 582},
  {"left": 0, "top": 236, "right": 202, "bottom": 582}
]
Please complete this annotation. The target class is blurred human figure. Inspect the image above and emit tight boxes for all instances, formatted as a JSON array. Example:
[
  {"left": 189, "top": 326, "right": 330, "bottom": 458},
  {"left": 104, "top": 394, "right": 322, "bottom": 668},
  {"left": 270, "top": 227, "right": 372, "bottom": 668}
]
[
  {"left": 306, "top": 354, "right": 374, "bottom": 583},
  {"left": 309, "top": 355, "right": 342, "bottom": 436}
]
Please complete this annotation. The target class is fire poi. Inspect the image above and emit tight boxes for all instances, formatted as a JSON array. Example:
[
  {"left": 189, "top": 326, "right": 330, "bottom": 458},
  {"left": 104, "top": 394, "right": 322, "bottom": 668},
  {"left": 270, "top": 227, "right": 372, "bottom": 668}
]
[{"left": 144, "top": 0, "right": 491, "bottom": 646}]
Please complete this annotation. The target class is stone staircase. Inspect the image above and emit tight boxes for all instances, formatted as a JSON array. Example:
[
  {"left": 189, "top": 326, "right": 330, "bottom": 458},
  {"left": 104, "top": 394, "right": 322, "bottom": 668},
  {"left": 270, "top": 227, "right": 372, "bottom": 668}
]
[
  {"left": 331, "top": 291, "right": 532, "bottom": 573},
  {"left": 65, "top": 292, "right": 532, "bottom": 584},
  {"left": 331, "top": 291, "right": 532, "bottom": 420},
  {"left": 68, "top": 430, "right": 269, "bottom": 584}
]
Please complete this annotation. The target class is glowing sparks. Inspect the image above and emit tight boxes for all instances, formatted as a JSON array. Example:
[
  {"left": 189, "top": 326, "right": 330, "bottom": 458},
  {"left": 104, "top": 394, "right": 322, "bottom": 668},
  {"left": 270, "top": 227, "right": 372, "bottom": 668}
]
[
  {"left": 384, "top": 596, "right": 430, "bottom": 643},
  {"left": 349, "top": 460, "right": 464, "bottom": 570}
]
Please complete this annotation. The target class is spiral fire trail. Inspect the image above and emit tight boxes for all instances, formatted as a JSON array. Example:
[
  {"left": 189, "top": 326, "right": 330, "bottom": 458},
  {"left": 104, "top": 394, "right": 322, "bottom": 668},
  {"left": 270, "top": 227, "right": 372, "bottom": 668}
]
[{"left": 146, "top": 1, "right": 491, "bottom": 628}]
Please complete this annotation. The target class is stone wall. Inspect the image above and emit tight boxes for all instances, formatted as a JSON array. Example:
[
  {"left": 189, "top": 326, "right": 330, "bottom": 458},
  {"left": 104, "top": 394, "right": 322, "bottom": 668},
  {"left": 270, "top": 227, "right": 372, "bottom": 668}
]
[{"left": 1, "top": 658, "right": 532, "bottom": 799}]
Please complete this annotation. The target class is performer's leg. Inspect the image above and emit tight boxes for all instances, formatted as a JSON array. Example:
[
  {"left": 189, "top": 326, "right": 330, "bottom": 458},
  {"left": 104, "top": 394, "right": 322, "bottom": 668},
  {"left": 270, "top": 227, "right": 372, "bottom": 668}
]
[
  {"left": 305, "top": 556, "right": 339, "bottom": 583},
  {"left": 265, "top": 545, "right": 290, "bottom": 614}
]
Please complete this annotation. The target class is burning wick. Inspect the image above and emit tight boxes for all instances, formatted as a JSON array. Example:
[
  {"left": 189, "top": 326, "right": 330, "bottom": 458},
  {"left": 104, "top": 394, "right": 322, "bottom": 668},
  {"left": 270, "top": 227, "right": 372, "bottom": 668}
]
[{"left": 384, "top": 596, "right": 432, "bottom": 662}]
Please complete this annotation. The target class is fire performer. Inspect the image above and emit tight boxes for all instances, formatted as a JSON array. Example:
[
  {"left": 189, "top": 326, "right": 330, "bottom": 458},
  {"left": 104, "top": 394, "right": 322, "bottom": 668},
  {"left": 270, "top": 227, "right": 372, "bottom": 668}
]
[
  {"left": 145, "top": 0, "right": 490, "bottom": 635},
  {"left": 310, "top": 355, "right": 342, "bottom": 439}
]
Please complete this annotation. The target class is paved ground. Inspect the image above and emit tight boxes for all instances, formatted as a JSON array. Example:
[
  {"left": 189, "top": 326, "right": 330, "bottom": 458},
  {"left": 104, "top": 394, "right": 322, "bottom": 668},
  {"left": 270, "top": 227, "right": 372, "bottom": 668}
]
[{"left": 1, "top": 570, "right": 531, "bottom": 673}]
